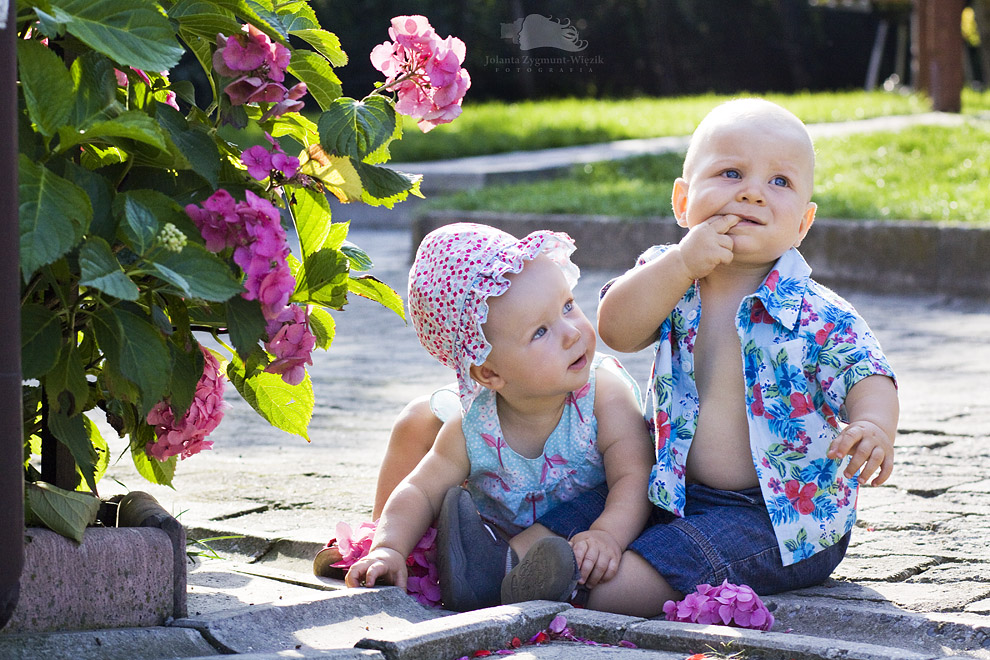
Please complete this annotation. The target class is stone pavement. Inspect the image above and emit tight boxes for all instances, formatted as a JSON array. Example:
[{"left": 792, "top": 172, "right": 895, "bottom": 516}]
[{"left": 4, "top": 224, "right": 988, "bottom": 660}]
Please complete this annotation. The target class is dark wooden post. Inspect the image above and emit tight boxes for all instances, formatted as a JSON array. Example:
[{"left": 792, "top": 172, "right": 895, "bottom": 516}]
[
  {"left": 913, "top": 0, "right": 965, "bottom": 112},
  {"left": 0, "top": 0, "right": 25, "bottom": 630}
]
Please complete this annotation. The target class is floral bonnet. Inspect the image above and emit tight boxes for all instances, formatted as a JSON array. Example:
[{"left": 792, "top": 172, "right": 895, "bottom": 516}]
[{"left": 408, "top": 222, "right": 579, "bottom": 410}]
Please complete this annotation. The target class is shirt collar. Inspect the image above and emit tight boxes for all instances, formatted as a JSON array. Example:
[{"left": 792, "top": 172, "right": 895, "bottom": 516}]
[{"left": 748, "top": 248, "right": 812, "bottom": 330}]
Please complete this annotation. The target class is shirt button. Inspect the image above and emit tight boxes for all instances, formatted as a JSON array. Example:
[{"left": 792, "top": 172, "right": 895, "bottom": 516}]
[{"left": 687, "top": 310, "right": 698, "bottom": 321}]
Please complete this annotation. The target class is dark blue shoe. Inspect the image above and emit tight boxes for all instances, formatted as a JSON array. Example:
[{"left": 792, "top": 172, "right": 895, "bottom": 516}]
[
  {"left": 500, "top": 535, "right": 579, "bottom": 605},
  {"left": 436, "top": 486, "right": 514, "bottom": 611}
]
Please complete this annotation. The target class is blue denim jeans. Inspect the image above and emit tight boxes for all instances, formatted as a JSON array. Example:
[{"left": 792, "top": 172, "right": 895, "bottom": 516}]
[{"left": 539, "top": 482, "right": 849, "bottom": 596}]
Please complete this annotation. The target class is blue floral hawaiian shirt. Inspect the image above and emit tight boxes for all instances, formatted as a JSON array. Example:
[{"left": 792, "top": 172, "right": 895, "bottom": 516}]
[{"left": 630, "top": 246, "right": 895, "bottom": 566}]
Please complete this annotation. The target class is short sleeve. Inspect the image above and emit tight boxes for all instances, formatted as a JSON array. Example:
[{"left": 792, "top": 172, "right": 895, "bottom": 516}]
[{"left": 817, "top": 310, "right": 896, "bottom": 419}]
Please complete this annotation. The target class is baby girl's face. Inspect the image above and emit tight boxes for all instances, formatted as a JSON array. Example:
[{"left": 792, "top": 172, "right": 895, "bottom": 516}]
[{"left": 481, "top": 255, "right": 596, "bottom": 398}]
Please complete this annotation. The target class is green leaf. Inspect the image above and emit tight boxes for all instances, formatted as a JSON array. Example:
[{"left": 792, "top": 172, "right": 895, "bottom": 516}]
[
  {"left": 47, "top": 409, "right": 99, "bottom": 493},
  {"left": 353, "top": 160, "right": 423, "bottom": 209},
  {"left": 240, "top": 0, "right": 287, "bottom": 41},
  {"left": 153, "top": 243, "right": 245, "bottom": 302},
  {"left": 291, "top": 28, "right": 347, "bottom": 67},
  {"left": 291, "top": 187, "right": 331, "bottom": 260},
  {"left": 291, "top": 247, "right": 349, "bottom": 309},
  {"left": 63, "top": 162, "right": 116, "bottom": 241},
  {"left": 287, "top": 50, "right": 342, "bottom": 112},
  {"left": 18, "top": 155, "right": 92, "bottom": 281},
  {"left": 116, "top": 189, "right": 168, "bottom": 255},
  {"left": 58, "top": 110, "right": 169, "bottom": 152},
  {"left": 168, "top": 0, "right": 241, "bottom": 40},
  {"left": 275, "top": 0, "right": 318, "bottom": 32},
  {"left": 80, "top": 417, "right": 110, "bottom": 492},
  {"left": 50, "top": 0, "right": 184, "bottom": 72},
  {"left": 17, "top": 39, "right": 75, "bottom": 138},
  {"left": 318, "top": 96, "right": 395, "bottom": 161},
  {"left": 361, "top": 109, "right": 403, "bottom": 166},
  {"left": 227, "top": 355, "right": 313, "bottom": 440},
  {"left": 167, "top": 339, "right": 204, "bottom": 419},
  {"left": 342, "top": 240, "right": 374, "bottom": 271},
  {"left": 308, "top": 306, "right": 335, "bottom": 351},
  {"left": 348, "top": 275, "right": 406, "bottom": 320},
  {"left": 44, "top": 344, "right": 90, "bottom": 417},
  {"left": 225, "top": 296, "right": 266, "bottom": 359},
  {"left": 69, "top": 51, "right": 118, "bottom": 130},
  {"left": 25, "top": 481, "right": 100, "bottom": 543},
  {"left": 131, "top": 423, "right": 176, "bottom": 486},
  {"left": 79, "top": 237, "right": 140, "bottom": 300},
  {"left": 21, "top": 304, "right": 63, "bottom": 380},
  {"left": 155, "top": 102, "right": 221, "bottom": 187},
  {"left": 94, "top": 307, "right": 170, "bottom": 416}
]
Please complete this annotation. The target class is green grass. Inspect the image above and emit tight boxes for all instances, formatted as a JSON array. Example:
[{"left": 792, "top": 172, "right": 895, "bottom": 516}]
[
  {"left": 388, "top": 90, "right": 936, "bottom": 162},
  {"left": 422, "top": 122, "right": 990, "bottom": 224}
]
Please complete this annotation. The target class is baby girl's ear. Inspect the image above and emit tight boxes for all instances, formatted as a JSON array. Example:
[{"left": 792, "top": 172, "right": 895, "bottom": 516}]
[
  {"left": 671, "top": 178, "right": 689, "bottom": 227},
  {"left": 469, "top": 363, "right": 505, "bottom": 391}
]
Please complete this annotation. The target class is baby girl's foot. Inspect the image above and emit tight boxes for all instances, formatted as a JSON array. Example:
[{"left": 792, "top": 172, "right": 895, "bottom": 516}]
[
  {"left": 313, "top": 540, "right": 346, "bottom": 579},
  {"left": 500, "top": 535, "right": 579, "bottom": 605}
]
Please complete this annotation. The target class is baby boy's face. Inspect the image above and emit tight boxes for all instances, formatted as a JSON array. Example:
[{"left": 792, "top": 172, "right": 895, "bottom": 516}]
[{"left": 675, "top": 115, "right": 817, "bottom": 267}]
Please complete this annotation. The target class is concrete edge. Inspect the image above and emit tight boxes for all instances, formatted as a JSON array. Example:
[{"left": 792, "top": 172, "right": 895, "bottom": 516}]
[
  {"left": 0, "top": 626, "right": 221, "bottom": 660},
  {"left": 354, "top": 601, "right": 569, "bottom": 660},
  {"left": 413, "top": 211, "right": 990, "bottom": 299},
  {"left": 623, "top": 619, "right": 937, "bottom": 660}
]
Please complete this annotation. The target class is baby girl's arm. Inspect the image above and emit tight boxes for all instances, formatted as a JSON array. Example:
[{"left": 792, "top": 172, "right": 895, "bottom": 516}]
[
  {"left": 345, "top": 420, "right": 471, "bottom": 589},
  {"left": 571, "top": 367, "right": 653, "bottom": 588},
  {"left": 827, "top": 374, "right": 899, "bottom": 486}
]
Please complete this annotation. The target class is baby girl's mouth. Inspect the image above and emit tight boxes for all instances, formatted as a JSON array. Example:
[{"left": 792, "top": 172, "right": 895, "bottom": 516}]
[{"left": 569, "top": 354, "right": 588, "bottom": 370}]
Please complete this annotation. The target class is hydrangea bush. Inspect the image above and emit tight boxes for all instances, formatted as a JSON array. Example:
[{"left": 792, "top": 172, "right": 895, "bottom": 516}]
[{"left": 16, "top": 1, "right": 468, "bottom": 542}]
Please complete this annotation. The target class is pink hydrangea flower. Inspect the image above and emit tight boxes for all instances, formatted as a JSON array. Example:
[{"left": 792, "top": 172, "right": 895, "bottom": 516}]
[
  {"left": 371, "top": 15, "right": 470, "bottom": 132},
  {"left": 146, "top": 346, "right": 226, "bottom": 461},
  {"left": 264, "top": 305, "right": 315, "bottom": 385},
  {"left": 213, "top": 25, "right": 303, "bottom": 113},
  {"left": 331, "top": 521, "right": 378, "bottom": 566},
  {"left": 240, "top": 134, "right": 300, "bottom": 181},
  {"left": 663, "top": 580, "right": 774, "bottom": 631}
]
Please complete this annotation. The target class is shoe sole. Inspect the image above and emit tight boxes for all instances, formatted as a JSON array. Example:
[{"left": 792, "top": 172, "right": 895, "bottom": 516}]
[{"left": 500, "top": 535, "right": 578, "bottom": 604}]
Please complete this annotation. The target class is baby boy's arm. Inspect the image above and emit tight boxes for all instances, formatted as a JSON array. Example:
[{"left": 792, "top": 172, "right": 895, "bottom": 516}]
[
  {"left": 598, "top": 214, "right": 740, "bottom": 353},
  {"left": 571, "top": 367, "right": 654, "bottom": 588},
  {"left": 827, "top": 374, "right": 899, "bottom": 486}
]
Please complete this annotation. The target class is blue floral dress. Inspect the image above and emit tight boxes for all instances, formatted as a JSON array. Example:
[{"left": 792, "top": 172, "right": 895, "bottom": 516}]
[{"left": 433, "top": 354, "right": 640, "bottom": 536}]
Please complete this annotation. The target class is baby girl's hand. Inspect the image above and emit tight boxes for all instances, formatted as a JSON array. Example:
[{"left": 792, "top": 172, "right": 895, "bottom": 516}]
[
  {"left": 344, "top": 547, "right": 408, "bottom": 590},
  {"left": 674, "top": 214, "right": 739, "bottom": 280},
  {"left": 828, "top": 420, "right": 894, "bottom": 486},
  {"left": 570, "top": 529, "right": 622, "bottom": 588}
]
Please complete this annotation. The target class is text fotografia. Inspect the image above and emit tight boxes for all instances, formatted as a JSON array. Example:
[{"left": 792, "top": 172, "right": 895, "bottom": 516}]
[{"left": 485, "top": 54, "right": 602, "bottom": 73}]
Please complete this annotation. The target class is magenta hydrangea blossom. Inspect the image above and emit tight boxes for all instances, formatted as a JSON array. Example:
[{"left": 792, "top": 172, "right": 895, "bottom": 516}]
[
  {"left": 662, "top": 580, "right": 774, "bottom": 631},
  {"left": 240, "top": 134, "right": 300, "bottom": 182},
  {"left": 370, "top": 15, "right": 471, "bottom": 132},
  {"left": 263, "top": 304, "right": 316, "bottom": 386},
  {"left": 213, "top": 24, "right": 305, "bottom": 118},
  {"left": 146, "top": 346, "right": 226, "bottom": 461}
]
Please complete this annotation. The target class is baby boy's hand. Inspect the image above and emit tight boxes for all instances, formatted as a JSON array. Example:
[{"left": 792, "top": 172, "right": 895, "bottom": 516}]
[
  {"left": 570, "top": 529, "right": 622, "bottom": 589},
  {"left": 675, "top": 214, "right": 739, "bottom": 280},
  {"left": 828, "top": 420, "right": 894, "bottom": 486}
]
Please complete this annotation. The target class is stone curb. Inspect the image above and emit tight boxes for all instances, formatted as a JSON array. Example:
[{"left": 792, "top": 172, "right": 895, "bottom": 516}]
[
  {"left": 0, "top": 626, "right": 219, "bottom": 660},
  {"left": 172, "top": 587, "right": 440, "bottom": 656},
  {"left": 354, "top": 601, "right": 568, "bottom": 659},
  {"left": 414, "top": 211, "right": 990, "bottom": 299},
  {"left": 623, "top": 619, "right": 943, "bottom": 660}
]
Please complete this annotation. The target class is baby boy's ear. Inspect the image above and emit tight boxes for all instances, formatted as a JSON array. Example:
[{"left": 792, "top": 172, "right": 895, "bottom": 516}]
[
  {"left": 793, "top": 202, "right": 817, "bottom": 247},
  {"left": 671, "top": 178, "right": 689, "bottom": 227}
]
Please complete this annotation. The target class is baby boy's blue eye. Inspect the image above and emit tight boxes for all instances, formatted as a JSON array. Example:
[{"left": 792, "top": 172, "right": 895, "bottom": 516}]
[
  {"left": 771, "top": 176, "right": 788, "bottom": 187},
  {"left": 724, "top": 170, "right": 741, "bottom": 179}
]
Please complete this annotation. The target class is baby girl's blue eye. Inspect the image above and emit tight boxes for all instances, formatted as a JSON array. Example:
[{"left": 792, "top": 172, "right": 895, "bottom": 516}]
[
  {"left": 533, "top": 327, "right": 547, "bottom": 340},
  {"left": 563, "top": 300, "right": 574, "bottom": 313},
  {"left": 771, "top": 176, "right": 789, "bottom": 187}
]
